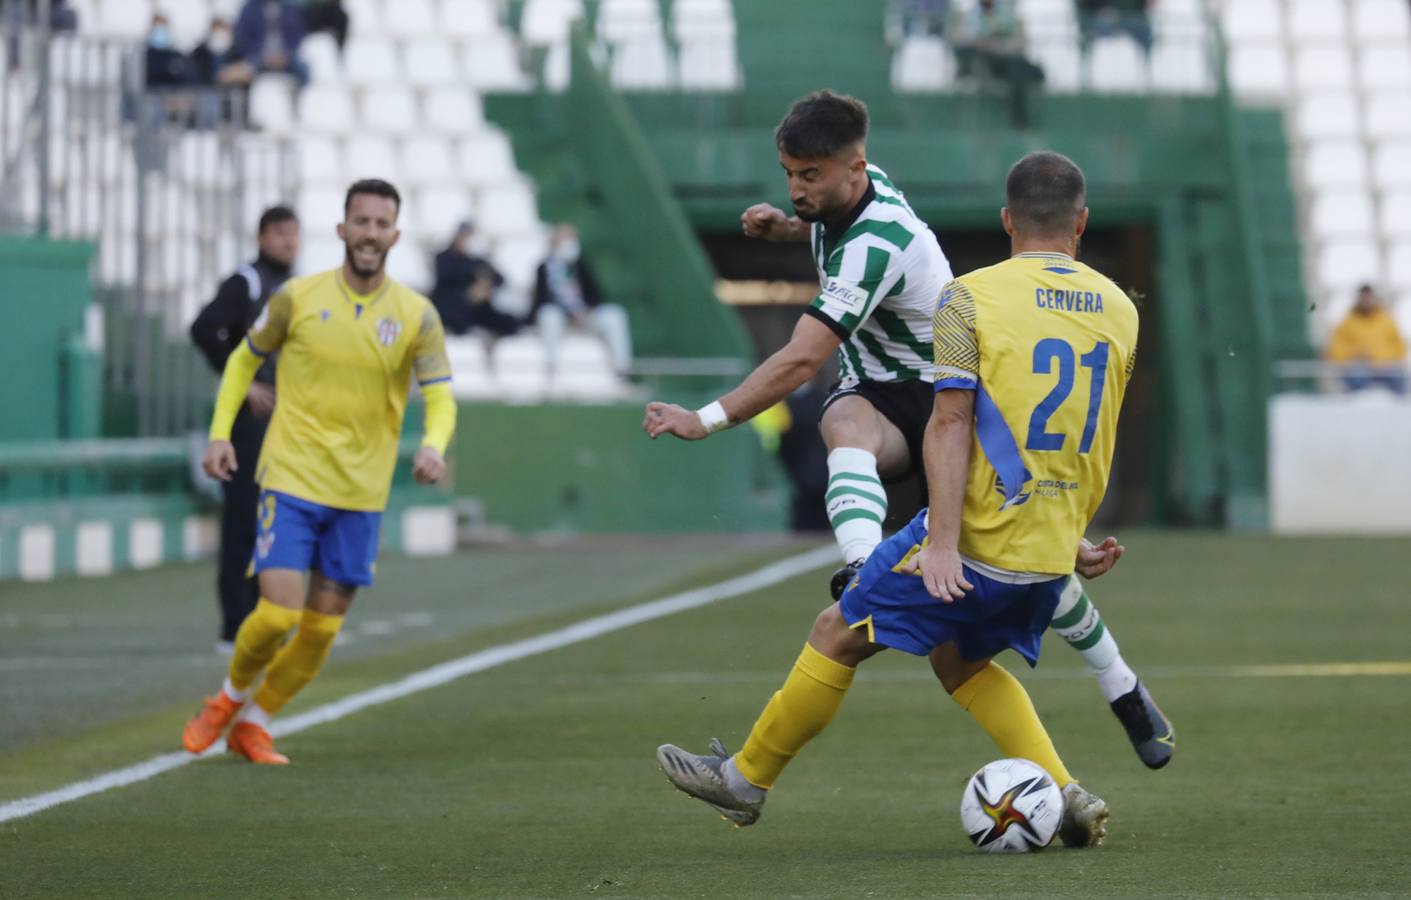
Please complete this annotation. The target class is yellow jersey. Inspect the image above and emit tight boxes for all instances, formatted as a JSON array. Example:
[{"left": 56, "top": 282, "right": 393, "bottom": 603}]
[
  {"left": 932, "top": 252, "right": 1139, "bottom": 575},
  {"left": 245, "top": 268, "right": 452, "bottom": 511}
]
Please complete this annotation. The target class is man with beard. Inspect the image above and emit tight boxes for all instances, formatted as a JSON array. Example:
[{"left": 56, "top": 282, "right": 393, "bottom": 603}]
[
  {"left": 180, "top": 179, "right": 457, "bottom": 764},
  {"left": 644, "top": 93, "right": 1173, "bottom": 770}
]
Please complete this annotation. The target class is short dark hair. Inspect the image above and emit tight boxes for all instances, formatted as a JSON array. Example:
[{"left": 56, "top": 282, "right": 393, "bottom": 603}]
[
  {"left": 1005, "top": 151, "right": 1086, "bottom": 237},
  {"left": 344, "top": 178, "right": 401, "bottom": 217},
  {"left": 775, "top": 90, "right": 869, "bottom": 160},
  {"left": 257, "top": 205, "right": 298, "bottom": 234}
]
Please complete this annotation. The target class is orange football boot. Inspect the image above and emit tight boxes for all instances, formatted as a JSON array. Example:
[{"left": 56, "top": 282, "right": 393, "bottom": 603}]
[
  {"left": 226, "top": 721, "right": 290, "bottom": 765},
  {"left": 181, "top": 692, "right": 243, "bottom": 753}
]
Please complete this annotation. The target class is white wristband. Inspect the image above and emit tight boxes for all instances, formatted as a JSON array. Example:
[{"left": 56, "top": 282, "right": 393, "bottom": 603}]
[{"left": 696, "top": 400, "right": 730, "bottom": 434}]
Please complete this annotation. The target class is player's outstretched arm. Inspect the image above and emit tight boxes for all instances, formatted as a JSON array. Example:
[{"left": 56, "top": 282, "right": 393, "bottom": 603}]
[
  {"left": 413, "top": 381, "right": 456, "bottom": 484},
  {"left": 1075, "top": 536, "right": 1126, "bottom": 579},
  {"left": 643, "top": 315, "right": 840, "bottom": 441},
  {"left": 204, "top": 341, "right": 264, "bottom": 481},
  {"left": 740, "top": 203, "right": 810, "bottom": 242},
  {"left": 903, "top": 389, "right": 977, "bottom": 602}
]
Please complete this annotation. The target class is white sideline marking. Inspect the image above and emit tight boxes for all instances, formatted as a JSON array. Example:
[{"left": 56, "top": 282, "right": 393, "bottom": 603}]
[{"left": 0, "top": 545, "right": 838, "bottom": 824}]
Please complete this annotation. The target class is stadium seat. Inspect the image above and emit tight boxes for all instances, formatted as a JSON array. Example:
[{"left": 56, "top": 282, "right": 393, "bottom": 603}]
[
  {"left": 551, "top": 335, "right": 623, "bottom": 400},
  {"left": 439, "top": 0, "right": 499, "bottom": 40},
  {"left": 345, "top": 135, "right": 398, "bottom": 180},
  {"left": 892, "top": 36, "right": 952, "bottom": 93},
  {"left": 164, "top": 1, "right": 210, "bottom": 47},
  {"left": 1089, "top": 36, "right": 1148, "bottom": 93},
  {"left": 444, "top": 337, "right": 495, "bottom": 399},
  {"left": 1381, "top": 192, "right": 1411, "bottom": 239},
  {"left": 1317, "top": 240, "right": 1383, "bottom": 294},
  {"left": 1358, "top": 46, "right": 1411, "bottom": 92},
  {"left": 1295, "top": 93, "right": 1362, "bottom": 140},
  {"left": 386, "top": 244, "right": 433, "bottom": 291},
  {"left": 361, "top": 86, "right": 420, "bottom": 135},
  {"left": 1351, "top": 0, "right": 1411, "bottom": 42},
  {"left": 677, "top": 37, "right": 739, "bottom": 91},
  {"left": 478, "top": 181, "right": 541, "bottom": 238},
  {"left": 383, "top": 0, "right": 436, "bottom": 39},
  {"left": 1309, "top": 190, "right": 1376, "bottom": 240},
  {"left": 98, "top": 0, "right": 152, "bottom": 39},
  {"left": 296, "top": 83, "right": 355, "bottom": 134},
  {"left": 400, "top": 139, "right": 456, "bottom": 187},
  {"left": 491, "top": 334, "right": 551, "bottom": 401},
  {"left": 1388, "top": 243, "right": 1411, "bottom": 291},
  {"left": 297, "top": 235, "right": 343, "bottom": 274},
  {"left": 179, "top": 132, "right": 236, "bottom": 190},
  {"left": 1228, "top": 42, "right": 1289, "bottom": 98},
  {"left": 543, "top": 40, "right": 572, "bottom": 90},
  {"left": 672, "top": 0, "right": 735, "bottom": 40},
  {"left": 1293, "top": 45, "right": 1354, "bottom": 93},
  {"left": 521, "top": 0, "right": 584, "bottom": 46},
  {"left": 458, "top": 132, "right": 520, "bottom": 187},
  {"left": 492, "top": 233, "right": 549, "bottom": 290},
  {"left": 461, "top": 32, "right": 529, "bottom": 91},
  {"left": 342, "top": 0, "right": 386, "bottom": 37},
  {"left": 1150, "top": 37, "right": 1213, "bottom": 94},
  {"left": 1303, "top": 140, "right": 1369, "bottom": 190},
  {"left": 422, "top": 87, "right": 485, "bottom": 136},
  {"left": 412, "top": 186, "right": 476, "bottom": 244},
  {"left": 297, "top": 187, "right": 347, "bottom": 237},
  {"left": 597, "top": 0, "right": 662, "bottom": 43},
  {"left": 1286, "top": 0, "right": 1347, "bottom": 43},
  {"left": 302, "top": 33, "right": 344, "bottom": 84},
  {"left": 1365, "top": 94, "right": 1411, "bottom": 140},
  {"left": 404, "top": 37, "right": 462, "bottom": 88},
  {"left": 251, "top": 77, "right": 297, "bottom": 134},
  {"left": 609, "top": 34, "right": 674, "bottom": 90},
  {"left": 1372, "top": 141, "right": 1411, "bottom": 190},
  {"left": 297, "top": 136, "right": 345, "bottom": 186},
  {"left": 1218, "top": 0, "right": 1281, "bottom": 42},
  {"left": 343, "top": 37, "right": 401, "bottom": 87}
]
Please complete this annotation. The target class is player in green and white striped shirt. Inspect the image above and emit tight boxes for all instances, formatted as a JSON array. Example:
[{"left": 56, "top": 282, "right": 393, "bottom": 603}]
[{"left": 643, "top": 93, "right": 1170, "bottom": 769}]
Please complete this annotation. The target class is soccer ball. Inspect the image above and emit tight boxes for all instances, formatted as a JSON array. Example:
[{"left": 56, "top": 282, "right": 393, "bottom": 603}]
[{"left": 959, "top": 758, "right": 1063, "bottom": 853}]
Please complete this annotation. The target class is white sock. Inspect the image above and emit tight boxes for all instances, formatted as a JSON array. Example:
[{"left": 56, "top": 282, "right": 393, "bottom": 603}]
[
  {"left": 1050, "top": 577, "right": 1138, "bottom": 702},
  {"left": 825, "top": 447, "right": 886, "bottom": 564},
  {"left": 222, "top": 677, "right": 249, "bottom": 703},
  {"left": 241, "top": 703, "right": 271, "bottom": 729}
]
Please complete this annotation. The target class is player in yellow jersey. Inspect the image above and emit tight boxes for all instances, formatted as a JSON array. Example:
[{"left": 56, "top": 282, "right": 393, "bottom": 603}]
[
  {"left": 181, "top": 179, "right": 456, "bottom": 764},
  {"left": 658, "top": 152, "right": 1131, "bottom": 847}
]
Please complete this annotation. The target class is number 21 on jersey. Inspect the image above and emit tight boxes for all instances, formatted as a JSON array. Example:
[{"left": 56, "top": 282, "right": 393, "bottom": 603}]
[{"left": 1025, "top": 338, "right": 1109, "bottom": 454}]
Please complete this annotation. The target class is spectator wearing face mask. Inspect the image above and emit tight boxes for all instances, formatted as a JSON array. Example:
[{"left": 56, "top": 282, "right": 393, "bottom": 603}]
[
  {"left": 145, "top": 13, "right": 191, "bottom": 88},
  {"left": 529, "top": 224, "right": 633, "bottom": 375},
  {"left": 190, "top": 17, "right": 256, "bottom": 127}
]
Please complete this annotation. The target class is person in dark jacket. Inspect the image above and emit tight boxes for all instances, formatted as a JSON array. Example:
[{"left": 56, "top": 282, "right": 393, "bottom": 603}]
[
  {"left": 430, "top": 221, "right": 521, "bottom": 338},
  {"left": 190, "top": 17, "right": 255, "bottom": 127},
  {"left": 234, "top": 0, "right": 309, "bottom": 86},
  {"left": 530, "top": 223, "right": 632, "bottom": 374},
  {"left": 189, "top": 206, "right": 299, "bottom": 652}
]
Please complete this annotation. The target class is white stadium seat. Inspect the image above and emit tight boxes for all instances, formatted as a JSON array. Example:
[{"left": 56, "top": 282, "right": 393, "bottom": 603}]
[
  {"left": 403, "top": 37, "right": 462, "bottom": 87},
  {"left": 1293, "top": 45, "right": 1354, "bottom": 92},
  {"left": 1089, "top": 37, "right": 1148, "bottom": 93},
  {"left": 1150, "top": 38, "right": 1213, "bottom": 93},
  {"left": 492, "top": 334, "right": 551, "bottom": 401},
  {"left": 544, "top": 40, "right": 572, "bottom": 91},
  {"left": 1381, "top": 192, "right": 1411, "bottom": 239},
  {"left": 1389, "top": 243, "right": 1411, "bottom": 291},
  {"left": 343, "top": 37, "right": 401, "bottom": 87},
  {"left": 297, "top": 83, "right": 356, "bottom": 134},
  {"left": 297, "top": 136, "right": 345, "bottom": 186},
  {"left": 1219, "top": 0, "right": 1281, "bottom": 42},
  {"left": 412, "top": 187, "right": 476, "bottom": 244},
  {"left": 344, "top": 136, "right": 398, "bottom": 180},
  {"left": 1296, "top": 93, "right": 1362, "bottom": 140},
  {"left": 343, "top": 0, "right": 386, "bottom": 37},
  {"left": 400, "top": 139, "right": 456, "bottom": 187},
  {"left": 1351, "top": 0, "right": 1411, "bottom": 42},
  {"left": 479, "top": 181, "right": 541, "bottom": 237},
  {"left": 1228, "top": 42, "right": 1288, "bottom": 98},
  {"left": 597, "top": 0, "right": 662, "bottom": 43},
  {"left": 383, "top": 0, "right": 437, "bottom": 39},
  {"left": 164, "top": 1, "right": 211, "bottom": 47},
  {"left": 445, "top": 337, "right": 494, "bottom": 399},
  {"left": 297, "top": 189, "right": 348, "bottom": 237},
  {"left": 1358, "top": 45, "right": 1411, "bottom": 91},
  {"left": 423, "top": 87, "right": 485, "bottom": 136},
  {"left": 439, "top": 0, "right": 500, "bottom": 40},
  {"left": 1309, "top": 190, "right": 1376, "bottom": 240},
  {"left": 892, "top": 36, "right": 952, "bottom": 93},
  {"left": 250, "top": 77, "right": 296, "bottom": 133},
  {"left": 521, "top": 0, "right": 585, "bottom": 46},
  {"left": 459, "top": 132, "right": 520, "bottom": 186},
  {"left": 361, "top": 86, "right": 420, "bottom": 135},
  {"left": 386, "top": 244, "right": 433, "bottom": 291},
  {"left": 1372, "top": 141, "right": 1411, "bottom": 190},
  {"left": 462, "top": 32, "right": 529, "bottom": 91},
  {"left": 672, "top": 0, "right": 736, "bottom": 40},
  {"left": 98, "top": 0, "right": 153, "bottom": 39},
  {"left": 1286, "top": 0, "right": 1347, "bottom": 43},
  {"left": 302, "top": 33, "right": 344, "bottom": 84},
  {"left": 492, "top": 233, "right": 550, "bottom": 290},
  {"left": 609, "top": 34, "right": 674, "bottom": 90},
  {"left": 1366, "top": 93, "right": 1411, "bottom": 140},
  {"left": 1304, "top": 140, "right": 1369, "bottom": 190},
  {"left": 1317, "top": 240, "right": 1383, "bottom": 293},
  {"left": 677, "top": 37, "right": 739, "bottom": 90}
]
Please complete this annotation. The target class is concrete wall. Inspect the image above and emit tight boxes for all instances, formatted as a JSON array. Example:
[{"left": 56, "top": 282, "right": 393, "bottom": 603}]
[{"left": 1269, "top": 393, "right": 1411, "bottom": 534}]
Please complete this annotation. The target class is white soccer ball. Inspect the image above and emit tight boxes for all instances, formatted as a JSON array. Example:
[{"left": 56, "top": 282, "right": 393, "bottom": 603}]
[{"left": 959, "top": 758, "right": 1063, "bottom": 853}]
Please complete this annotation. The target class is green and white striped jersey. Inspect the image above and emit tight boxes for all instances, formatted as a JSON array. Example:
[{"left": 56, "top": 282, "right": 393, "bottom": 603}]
[{"left": 806, "top": 164, "right": 952, "bottom": 384}]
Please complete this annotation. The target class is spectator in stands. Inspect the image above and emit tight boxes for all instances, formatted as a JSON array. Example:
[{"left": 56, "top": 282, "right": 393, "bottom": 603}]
[
  {"left": 1077, "top": 0, "right": 1154, "bottom": 75},
  {"left": 947, "top": 0, "right": 1043, "bottom": 127},
  {"left": 190, "top": 17, "right": 256, "bottom": 127},
  {"left": 189, "top": 205, "right": 300, "bottom": 653},
  {"left": 1325, "top": 284, "right": 1408, "bottom": 395},
  {"left": 530, "top": 224, "right": 633, "bottom": 375},
  {"left": 4, "top": 0, "right": 79, "bottom": 73},
  {"left": 887, "top": 0, "right": 951, "bottom": 41},
  {"left": 144, "top": 13, "right": 197, "bottom": 125},
  {"left": 430, "top": 221, "right": 521, "bottom": 339},
  {"left": 234, "top": 0, "right": 310, "bottom": 87},
  {"left": 289, "top": 0, "right": 350, "bottom": 52}
]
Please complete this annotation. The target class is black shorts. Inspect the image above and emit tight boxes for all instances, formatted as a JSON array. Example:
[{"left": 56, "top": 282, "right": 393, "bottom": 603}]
[{"left": 818, "top": 378, "right": 934, "bottom": 481}]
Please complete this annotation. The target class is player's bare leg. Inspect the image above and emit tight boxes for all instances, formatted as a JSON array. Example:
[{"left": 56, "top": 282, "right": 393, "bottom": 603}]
[{"left": 819, "top": 395, "right": 911, "bottom": 598}]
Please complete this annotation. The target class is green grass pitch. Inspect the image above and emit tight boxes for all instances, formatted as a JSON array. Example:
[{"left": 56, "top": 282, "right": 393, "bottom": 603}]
[{"left": 2, "top": 532, "right": 1409, "bottom": 898}]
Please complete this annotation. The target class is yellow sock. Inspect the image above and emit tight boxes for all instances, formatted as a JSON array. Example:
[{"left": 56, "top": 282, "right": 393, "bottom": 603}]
[
  {"left": 951, "top": 661, "right": 1075, "bottom": 787},
  {"left": 735, "top": 643, "right": 856, "bottom": 789},
  {"left": 227, "top": 599, "right": 302, "bottom": 693},
  {"left": 251, "top": 609, "right": 344, "bottom": 715}
]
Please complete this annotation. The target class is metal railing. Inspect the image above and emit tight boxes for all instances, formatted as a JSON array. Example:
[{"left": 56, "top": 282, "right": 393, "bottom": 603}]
[{"left": 1, "top": 3, "right": 296, "bottom": 437}]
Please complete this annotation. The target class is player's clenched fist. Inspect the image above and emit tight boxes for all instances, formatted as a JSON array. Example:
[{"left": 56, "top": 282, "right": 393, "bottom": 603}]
[
  {"left": 643, "top": 401, "right": 708, "bottom": 441},
  {"left": 741, "top": 203, "right": 789, "bottom": 240},
  {"left": 412, "top": 446, "right": 446, "bottom": 484},
  {"left": 203, "top": 440, "right": 238, "bottom": 481}
]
